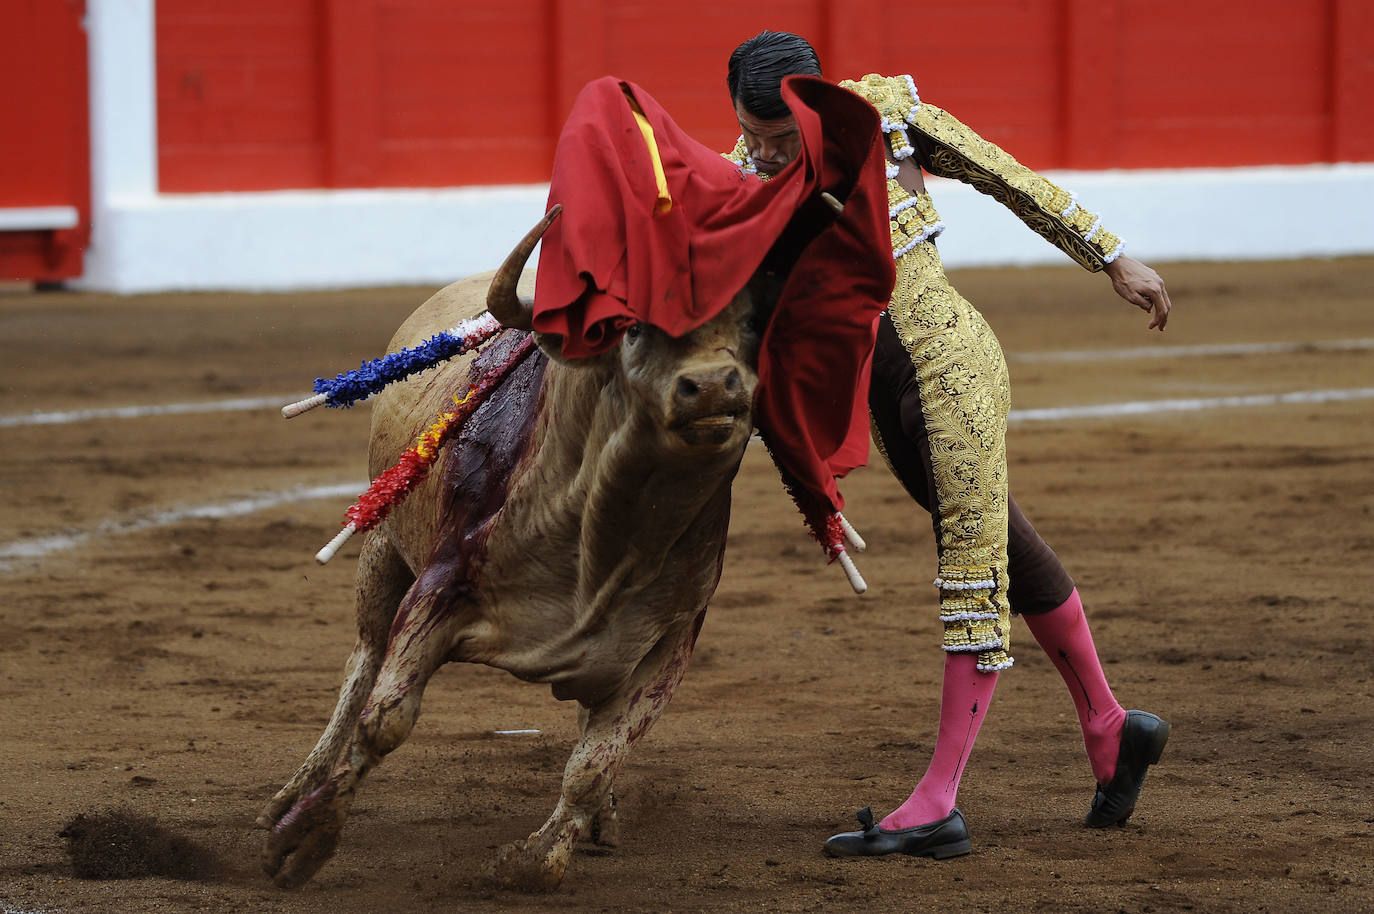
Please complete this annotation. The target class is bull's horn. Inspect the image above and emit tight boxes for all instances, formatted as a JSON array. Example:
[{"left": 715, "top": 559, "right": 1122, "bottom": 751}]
[
  {"left": 487, "top": 204, "right": 562, "bottom": 330},
  {"left": 820, "top": 192, "right": 844, "bottom": 214}
]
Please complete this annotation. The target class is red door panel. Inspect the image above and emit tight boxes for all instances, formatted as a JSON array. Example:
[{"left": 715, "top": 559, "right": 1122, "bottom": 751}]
[{"left": 0, "top": 0, "right": 90, "bottom": 282}]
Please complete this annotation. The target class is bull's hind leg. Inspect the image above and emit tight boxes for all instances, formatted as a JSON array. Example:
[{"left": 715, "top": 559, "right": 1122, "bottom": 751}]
[
  {"left": 486, "top": 612, "right": 704, "bottom": 892},
  {"left": 261, "top": 547, "right": 463, "bottom": 890},
  {"left": 258, "top": 532, "right": 412, "bottom": 831}
]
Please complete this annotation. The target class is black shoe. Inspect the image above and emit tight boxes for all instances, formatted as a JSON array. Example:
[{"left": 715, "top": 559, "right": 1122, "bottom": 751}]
[
  {"left": 1085, "top": 709, "right": 1171, "bottom": 827},
  {"left": 823, "top": 806, "right": 971, "bottom": 859}
]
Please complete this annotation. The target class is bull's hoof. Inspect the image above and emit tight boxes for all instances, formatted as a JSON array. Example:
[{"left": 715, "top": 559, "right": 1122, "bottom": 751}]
[
  {"left": 482, "top": 834, "right": 572, "bottom": 893},
  {"left": 589, "top": 803, "right": 620, "bottom": 849},
  {"left": 259, "top": 790, "right": 345, "bottom": 889},
  {"left": 255, "top": 791, "right": 297, "bottom": 831}
]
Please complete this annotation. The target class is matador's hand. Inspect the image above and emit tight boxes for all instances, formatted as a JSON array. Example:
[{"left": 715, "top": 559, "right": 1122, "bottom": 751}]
[{"left": 1104, "top": 255, "right": 1172, "bottom": 331}]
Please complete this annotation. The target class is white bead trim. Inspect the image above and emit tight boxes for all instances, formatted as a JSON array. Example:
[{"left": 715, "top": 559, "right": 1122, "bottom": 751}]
[
  {"left": 889, "top": 197, "right": 924, "bottom": 217},
  {"left": 978, "top": 657, "right": 1015, "bottom": 672},
  {"left": 1060, "top": 191, "right": 1079, "bottom": 220},
  {"left": 886, "top": 163, "right": 900, "bottom": 179},
  {"left": 939, "top": 611, "right": 1001, "bottom": 623},
  {"left": 933, "top": 576, "right": 996, "bottom": 591},
  {"left": 733, "top": 136, "right": 760, "bottom": 176},
  {"left": 944, "top": 639, "right": 1005, "bottom": 653},
  {"left": 892, "top": 221, "right": 946, "bottom": 258},
  {"left": 903, "top": 74, "right": 921, "bottom": 113},
  {"left": 1055, "top": 190, "right": 1124, "bottom": 261}
]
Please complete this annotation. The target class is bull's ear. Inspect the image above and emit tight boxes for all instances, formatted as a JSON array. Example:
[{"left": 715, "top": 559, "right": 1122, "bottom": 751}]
[
  {"left": 532, "top": 331, "right": 574, "bottom": 364},
  {"left": 532, "top": 331, "right": 619, "bottom": 369}
]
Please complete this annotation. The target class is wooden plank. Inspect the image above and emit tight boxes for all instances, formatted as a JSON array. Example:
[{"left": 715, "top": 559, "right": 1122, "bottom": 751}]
[
  {"left": 823, "top": 0, "right": 883, "bottom": 86},
  {"left": 0, "top": 0, "right": 89, "bottom": 280},
  {"left": 876, "top": 4, "right": 1063, "bottom": 169},
  {"left": 1059, "top": 0, "right": 1118, "bottom": 170},
  {"left": 322, "top": 1, "right": 381, "bottom": 187},
  {"left": 1332, "top": 0, "right": 1374, "bottom": 161},
  {"left": 157, "top": 0, "right": 324, "bottom": 191},
  {"left": 552, "top": 0, "right": 608, "bottom": 130},
  {"left": 0, "top": 207, "right": 80, "bottom": 231},
  {"left": 149, "top": 0, "right": 1372, "bottom": 194}
]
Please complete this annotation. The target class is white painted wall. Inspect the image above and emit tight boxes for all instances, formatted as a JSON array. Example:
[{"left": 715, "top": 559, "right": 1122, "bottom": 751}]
[
  {"left": 927, "top": 163, "right": 1374, "bottom": 269},
  {"left": 83, "top": 186, "right": 555, "bottom": 293},
  {"left": 79, "top": 0, "right": 158, "bottom": 292},
  {"left": 78, "top": 2, "right": 1374, "bottom": 294}
]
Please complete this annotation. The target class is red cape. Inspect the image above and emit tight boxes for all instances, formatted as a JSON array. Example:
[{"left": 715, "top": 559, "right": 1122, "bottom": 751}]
[{"left": 533, "top": 75, "right": 894, "bottom": 544}]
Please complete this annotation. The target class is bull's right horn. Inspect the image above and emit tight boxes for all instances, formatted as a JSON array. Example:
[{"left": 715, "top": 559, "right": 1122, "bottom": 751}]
[{"left": 487, "top": 204, "right": 562, "bottom": 330}]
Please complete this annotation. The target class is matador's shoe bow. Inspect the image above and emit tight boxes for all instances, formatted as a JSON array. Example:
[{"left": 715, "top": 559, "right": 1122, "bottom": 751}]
[{"left": 822, "top": 806, "right": 972, "bottom": 859}]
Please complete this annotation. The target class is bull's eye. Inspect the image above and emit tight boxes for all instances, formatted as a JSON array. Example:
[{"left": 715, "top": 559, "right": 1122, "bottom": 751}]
[{"left": 625, "top": 323, "right": 643, "bottom": 342}]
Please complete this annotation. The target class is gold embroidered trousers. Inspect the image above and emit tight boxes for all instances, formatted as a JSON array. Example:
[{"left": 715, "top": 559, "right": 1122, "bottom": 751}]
[{"left": 882, "top": 239, "right": 1013, "bottom": 672}]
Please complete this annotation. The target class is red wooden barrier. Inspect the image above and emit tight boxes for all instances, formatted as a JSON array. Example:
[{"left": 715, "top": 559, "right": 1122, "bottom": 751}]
[
  {"left": 153, "top": 0, "right": 1374, "bottom": 193},
  {"left": 0, "top": 0, "right": 90, "bottom": 282},
  {"left": 156, "top": 1, "right": 326, "bottom": 191},
  {"left": 1333, "top": 0, "right": 1374, "bottom": 162}
]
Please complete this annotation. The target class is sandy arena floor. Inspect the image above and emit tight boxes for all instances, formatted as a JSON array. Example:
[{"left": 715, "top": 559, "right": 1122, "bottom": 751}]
[{"left": 1, "top": 257, "right": 1371, "bottom": 913}]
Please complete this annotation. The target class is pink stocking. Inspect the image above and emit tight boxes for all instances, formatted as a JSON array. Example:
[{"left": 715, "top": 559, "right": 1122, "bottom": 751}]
[
  {"left": 881, "top": 652, "right": 996, "bottom": 830},
  {"left": 1022, "top": 588, "right": 1127, "bottom": 784}
]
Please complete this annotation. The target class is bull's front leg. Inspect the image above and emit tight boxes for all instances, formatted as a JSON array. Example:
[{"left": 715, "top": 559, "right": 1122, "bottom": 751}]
[
  {"left": 261, "top": 575, "right": 464, "bottom": 889},
  {"left": 486, "top": 612, "right": 704, "bottom": 892},
  {"left": 258, "top": 533, "right": 412, "bottom": 833}
]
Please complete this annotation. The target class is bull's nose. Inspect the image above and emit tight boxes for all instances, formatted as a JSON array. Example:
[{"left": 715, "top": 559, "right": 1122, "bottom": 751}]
[
  {"left": 669, "top": 365, "right": 750, "bottom": 447},
  {"left": 674, "top": 366, "right": 744, "bottom": 415}
]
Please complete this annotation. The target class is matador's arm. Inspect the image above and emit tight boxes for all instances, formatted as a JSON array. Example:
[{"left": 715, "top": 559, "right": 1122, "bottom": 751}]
[
  {"left": 839, "top": 73, "right": 1170, "bottom": 327},
  {"left": 905, "top": 102, "right": 1126, "bottom": 271},
  {"left": 839, "top": 74, "right": 1122, "bottom": 271}
]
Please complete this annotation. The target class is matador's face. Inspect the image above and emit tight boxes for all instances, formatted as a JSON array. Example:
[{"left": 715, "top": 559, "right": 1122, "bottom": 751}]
[{"left": 734, "top": 99, "right": 801, "bottom": 178}]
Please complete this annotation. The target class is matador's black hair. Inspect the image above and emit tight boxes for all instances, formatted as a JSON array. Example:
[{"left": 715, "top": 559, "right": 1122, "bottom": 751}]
[{"left": 726, "top": 31, "right": 822, "bottom": 119}]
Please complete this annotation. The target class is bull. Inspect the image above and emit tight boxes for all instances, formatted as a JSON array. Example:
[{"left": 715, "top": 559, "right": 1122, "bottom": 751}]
[
  {"left": 256, "top": 210, "right": 781, "bottom": 891},
  {"left": 256, "top": 70, "right": 895, "bottom": 892}
]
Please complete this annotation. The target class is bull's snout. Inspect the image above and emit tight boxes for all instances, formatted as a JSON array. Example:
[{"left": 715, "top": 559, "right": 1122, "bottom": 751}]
[
  {"left": 668, "top": 364, "right": 751, "bottom": 447},
  {"left": 675, "top": 365, "right": 743, "bottom": 411}
]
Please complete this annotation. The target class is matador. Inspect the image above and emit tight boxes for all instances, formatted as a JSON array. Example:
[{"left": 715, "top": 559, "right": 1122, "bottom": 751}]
[{"left": 725, "top": 31, "right": 1173, "bottom": 859}]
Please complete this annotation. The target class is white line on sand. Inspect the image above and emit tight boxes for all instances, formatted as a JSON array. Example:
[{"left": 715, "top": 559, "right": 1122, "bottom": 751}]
[
  {"left": 1008, "top": 387, "right": 1374, "bottom": 423},
  {"left": 3, "top": 385, "right": 1371, "bottom": 566},
  {"left": 0, "top": 395, "right": 299, "bottom": 428},
  {"left": 2, "top": 338, "right": 1370, "bottom": 429},
  {"left": 1011, "top": 337, "right": 1374, "bottom": 363},
  {"left": 0, "top": 482, "right": 362, "bottom": 568}
]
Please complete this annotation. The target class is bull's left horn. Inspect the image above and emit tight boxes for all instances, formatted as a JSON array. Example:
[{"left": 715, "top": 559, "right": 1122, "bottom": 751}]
[
  {"left": 487, "top": 204, "right": 562, "bottom": 330},
  {"left": 820, "top": 192, "right": 844, "bottom": 214}
]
